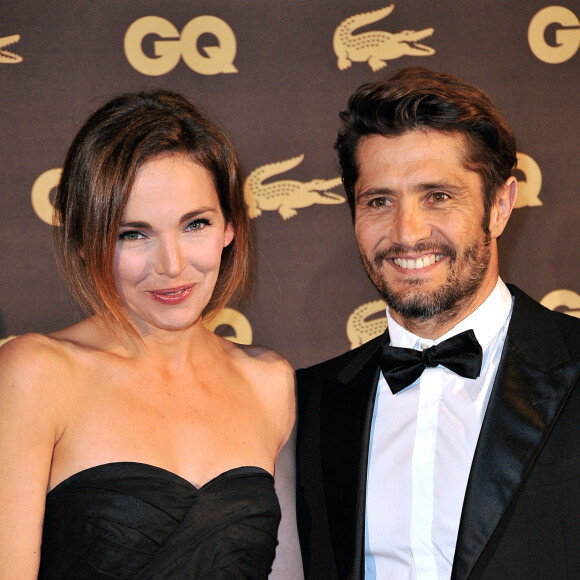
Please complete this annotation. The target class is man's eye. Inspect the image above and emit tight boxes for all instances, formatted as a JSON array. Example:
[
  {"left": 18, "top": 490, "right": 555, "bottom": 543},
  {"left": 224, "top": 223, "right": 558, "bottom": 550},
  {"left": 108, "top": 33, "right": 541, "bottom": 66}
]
[
  {"left": 431, "top": 192, "right": 450, "bottom": 202},
  {"left": 370, "top": 197, "right": 388, "bottom": 207}
]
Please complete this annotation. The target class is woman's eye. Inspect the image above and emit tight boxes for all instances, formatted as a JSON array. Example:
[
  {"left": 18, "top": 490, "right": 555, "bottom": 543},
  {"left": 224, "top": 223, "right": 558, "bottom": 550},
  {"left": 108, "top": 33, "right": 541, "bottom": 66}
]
[
  {"left": 118, "top": 230, "right": 143, "bottom": 240},
  {"left": 185, "top": 219, "right": 210, "bottom": 232}
]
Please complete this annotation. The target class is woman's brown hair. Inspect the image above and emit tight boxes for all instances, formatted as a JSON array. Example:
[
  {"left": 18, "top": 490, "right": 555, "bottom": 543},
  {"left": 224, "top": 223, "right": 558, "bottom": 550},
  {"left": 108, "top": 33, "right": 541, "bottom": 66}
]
[{"left": 54, "top": 89, "right": 250, "bottom": 337}]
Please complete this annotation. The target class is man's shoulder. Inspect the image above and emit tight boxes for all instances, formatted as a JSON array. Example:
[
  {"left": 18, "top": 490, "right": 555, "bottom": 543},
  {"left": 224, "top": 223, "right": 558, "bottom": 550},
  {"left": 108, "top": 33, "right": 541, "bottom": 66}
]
[
  {"left": 549, "top": 307, "right": 580, "bottom": 359},
  {"left": 509, "top": 284, "right": 580, "bottom": 359},
  {"left": 296, "top": 331, "right": 387, "bottom": 384}
]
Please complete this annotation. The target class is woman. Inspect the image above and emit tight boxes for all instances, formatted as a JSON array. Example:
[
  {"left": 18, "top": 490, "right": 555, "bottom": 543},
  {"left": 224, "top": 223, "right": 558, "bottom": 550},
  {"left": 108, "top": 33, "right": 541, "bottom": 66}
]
[{"left": 0, "top": 90, "right": 301, "bottom": 578}]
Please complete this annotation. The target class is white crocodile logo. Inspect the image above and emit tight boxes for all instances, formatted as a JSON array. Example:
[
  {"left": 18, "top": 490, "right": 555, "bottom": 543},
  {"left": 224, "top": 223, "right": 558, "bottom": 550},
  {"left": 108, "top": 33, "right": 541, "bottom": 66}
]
[
  {"left": 244, "top": 154, "right": 345, "bottom": 220},
  {"left": 333, "top": 4, "right": 435, "bottom": 72},
  {"left": 346, "top": 300, "right": 388, "bottom": 349},
  {"left": 0, "top": 35, "right": 23, "bottom": 63}
]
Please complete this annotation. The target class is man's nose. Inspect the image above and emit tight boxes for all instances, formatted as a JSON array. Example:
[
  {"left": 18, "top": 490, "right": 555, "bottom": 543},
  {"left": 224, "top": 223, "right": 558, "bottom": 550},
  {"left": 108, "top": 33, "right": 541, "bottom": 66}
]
[
  {"left": 393, "top": 201, "right": 431, "bottom": 248},
  {"left": 156, "top": 238, "right": 187, "bottom": 277}
]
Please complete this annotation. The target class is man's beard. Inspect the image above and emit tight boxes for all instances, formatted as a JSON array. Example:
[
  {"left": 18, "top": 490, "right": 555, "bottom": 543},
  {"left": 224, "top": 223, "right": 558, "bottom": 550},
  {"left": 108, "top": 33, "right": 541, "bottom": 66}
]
[{"left": 361, "top": 237, "right": 491, "bottom": 322}]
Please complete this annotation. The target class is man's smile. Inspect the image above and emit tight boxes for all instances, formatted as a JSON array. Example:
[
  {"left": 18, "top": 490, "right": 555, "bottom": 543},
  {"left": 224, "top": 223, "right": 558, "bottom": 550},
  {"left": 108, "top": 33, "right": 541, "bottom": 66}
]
[{"left": 392, "top": 253, "right": 443, "bottom": 270}]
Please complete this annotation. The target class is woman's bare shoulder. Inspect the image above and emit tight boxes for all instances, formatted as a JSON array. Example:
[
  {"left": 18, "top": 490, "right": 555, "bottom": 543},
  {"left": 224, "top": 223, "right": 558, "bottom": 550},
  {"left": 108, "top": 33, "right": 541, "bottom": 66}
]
[
  {"left": 0, "top": 332, "right": 68, "bottom": 368},
  {"left": 0, "top": 331, "right": 82, "bottom": 396},
  {"left": 228, "top": 341, "right": 296, "bottom": 434},
  {"left": 228, "top": 341, "right": 294, "bottom": 377},
  {"left": 0, "top": 335, "right": 78, "bottom": 449}
]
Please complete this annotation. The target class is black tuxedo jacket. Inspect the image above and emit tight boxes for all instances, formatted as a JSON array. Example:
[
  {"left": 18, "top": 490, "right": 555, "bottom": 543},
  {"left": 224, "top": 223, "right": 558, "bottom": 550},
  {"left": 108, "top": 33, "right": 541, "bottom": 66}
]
[{"left": 296, "top": 285, "right": 580, "bottom": 579}]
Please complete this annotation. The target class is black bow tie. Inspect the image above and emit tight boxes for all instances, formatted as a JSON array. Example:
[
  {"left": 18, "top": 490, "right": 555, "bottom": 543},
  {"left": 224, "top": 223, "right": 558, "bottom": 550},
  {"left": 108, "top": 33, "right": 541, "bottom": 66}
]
[{"left": 380, "top": 329, "right": 483, "bottom": 394}]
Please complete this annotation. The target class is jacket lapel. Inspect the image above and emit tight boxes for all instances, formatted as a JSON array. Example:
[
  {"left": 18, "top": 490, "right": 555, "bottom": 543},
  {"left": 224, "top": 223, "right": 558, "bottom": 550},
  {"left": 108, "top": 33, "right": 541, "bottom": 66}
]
[
  {"left": 452, "top": 286, "right": 580, "bottom": 579},
  {"left": 320, "top": 332, "right": 387, "bottom": 580}
]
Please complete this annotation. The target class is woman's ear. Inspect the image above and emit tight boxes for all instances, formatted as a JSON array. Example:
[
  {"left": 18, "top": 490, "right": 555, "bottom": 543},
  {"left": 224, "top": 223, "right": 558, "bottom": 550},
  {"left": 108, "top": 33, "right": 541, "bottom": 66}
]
[{"left": 224, "top": 221, "right": 235, "bottom": 248}]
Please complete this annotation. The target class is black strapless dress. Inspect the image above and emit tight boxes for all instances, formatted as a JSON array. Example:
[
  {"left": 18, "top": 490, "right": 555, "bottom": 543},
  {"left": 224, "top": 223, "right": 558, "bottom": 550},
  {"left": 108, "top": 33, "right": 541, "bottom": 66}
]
[{"left": 39, "top": 462, "right": 281, "bottom": 579}]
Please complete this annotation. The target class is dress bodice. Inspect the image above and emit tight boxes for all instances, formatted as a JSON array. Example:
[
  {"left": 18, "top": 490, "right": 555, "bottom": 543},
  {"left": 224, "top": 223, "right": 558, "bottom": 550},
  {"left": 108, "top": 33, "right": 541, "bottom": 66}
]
[{"left": 39, "top": 462, "right": 281, "bottom": 579}]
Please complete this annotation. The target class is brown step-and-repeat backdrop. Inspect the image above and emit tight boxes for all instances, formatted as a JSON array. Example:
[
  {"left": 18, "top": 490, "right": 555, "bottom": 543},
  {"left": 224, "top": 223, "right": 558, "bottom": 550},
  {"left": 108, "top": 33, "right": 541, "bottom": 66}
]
[{"left": 1, "top": 1, "right": 579, "bottom": 368}]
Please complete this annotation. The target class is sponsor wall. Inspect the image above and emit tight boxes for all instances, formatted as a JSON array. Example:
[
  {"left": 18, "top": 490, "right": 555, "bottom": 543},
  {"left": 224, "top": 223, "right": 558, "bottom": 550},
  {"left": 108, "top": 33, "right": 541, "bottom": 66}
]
[{"left": 1, "top": 1, "right": 579, "bottom": 368}]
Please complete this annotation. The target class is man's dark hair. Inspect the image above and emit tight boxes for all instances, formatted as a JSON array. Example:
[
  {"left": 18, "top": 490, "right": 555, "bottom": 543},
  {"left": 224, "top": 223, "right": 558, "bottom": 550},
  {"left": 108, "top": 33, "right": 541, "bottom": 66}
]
[{"left": 335, "top": 66, "right": 517, "bottom": 227}]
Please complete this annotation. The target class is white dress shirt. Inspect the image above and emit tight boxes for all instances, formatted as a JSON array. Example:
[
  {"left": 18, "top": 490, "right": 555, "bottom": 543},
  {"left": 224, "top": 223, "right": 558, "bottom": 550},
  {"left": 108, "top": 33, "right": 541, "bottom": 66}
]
[{"left": 365, "top": 278, "right": 514, "bottom": 579}]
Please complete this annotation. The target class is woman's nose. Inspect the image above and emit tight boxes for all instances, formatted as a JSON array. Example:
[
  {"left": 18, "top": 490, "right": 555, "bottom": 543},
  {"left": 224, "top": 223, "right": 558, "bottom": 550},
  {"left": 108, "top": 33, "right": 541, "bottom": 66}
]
[{"left": 156, "top": 238, "right": 187, "bottom": 277}]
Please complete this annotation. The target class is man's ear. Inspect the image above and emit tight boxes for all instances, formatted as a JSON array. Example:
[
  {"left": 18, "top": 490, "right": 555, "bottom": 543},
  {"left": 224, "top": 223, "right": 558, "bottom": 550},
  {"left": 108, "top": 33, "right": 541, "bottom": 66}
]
[
  {"left": 224, "top": 221, "right": 235, "bottom": 248},
  {"left": 489, "top": 176, "right": 518, "bottom": 239}
]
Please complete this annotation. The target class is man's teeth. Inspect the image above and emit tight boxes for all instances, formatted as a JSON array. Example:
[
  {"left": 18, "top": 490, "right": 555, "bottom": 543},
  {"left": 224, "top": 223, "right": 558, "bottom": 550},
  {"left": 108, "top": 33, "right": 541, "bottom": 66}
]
[{"left": 393, "top": 254, "right": 442, "bottom": 270}]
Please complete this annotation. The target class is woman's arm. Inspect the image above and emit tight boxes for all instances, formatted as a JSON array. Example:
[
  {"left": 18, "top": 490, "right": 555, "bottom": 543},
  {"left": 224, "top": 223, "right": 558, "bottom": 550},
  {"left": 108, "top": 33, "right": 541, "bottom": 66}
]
[
  {"left": 237, "top": 344, "right": 304, "bottom": 578},
  {"left": 0, "top": 336, "right": 62, "bottom": 579},
  {"left": 270, "top": 375, "right": 304, "bottom": 579},
  {"left": 271, "top": 422, "right": 304, "bottom": 579}
]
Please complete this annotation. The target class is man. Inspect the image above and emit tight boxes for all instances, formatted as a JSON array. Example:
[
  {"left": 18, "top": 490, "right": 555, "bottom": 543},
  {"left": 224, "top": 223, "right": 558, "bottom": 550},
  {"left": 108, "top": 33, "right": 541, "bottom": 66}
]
[{"left": 295, "top": 67, "right": 580, "bottom": 580}]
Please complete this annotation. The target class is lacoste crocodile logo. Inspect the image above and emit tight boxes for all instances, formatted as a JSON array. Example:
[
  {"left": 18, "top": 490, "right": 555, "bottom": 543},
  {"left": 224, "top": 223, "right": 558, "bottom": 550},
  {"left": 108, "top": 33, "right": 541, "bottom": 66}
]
[
  {"left": 346, "top": 300, "right": 387, "bottom": 349},
  {"left": 333, "top": 4, "right": 435, "bottom": 71},
  {"left": 244, "top": 154, "right": 345, "bottom": 220},
  {"left": 0, "top": 35, "right": 23, "bottom": 63}
]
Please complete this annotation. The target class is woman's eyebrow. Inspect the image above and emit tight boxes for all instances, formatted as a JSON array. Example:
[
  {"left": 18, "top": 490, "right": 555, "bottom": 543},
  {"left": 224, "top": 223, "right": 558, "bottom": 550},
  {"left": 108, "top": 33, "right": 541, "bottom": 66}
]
[
  {"left": 119, "top": 207, "right": 219, "bottom": 228},
  {"left": 180, "top": 207, "right": 219, "bottom": 222},
  {"left": 119, "top": 220, "right": 150, "bottom": 229}
]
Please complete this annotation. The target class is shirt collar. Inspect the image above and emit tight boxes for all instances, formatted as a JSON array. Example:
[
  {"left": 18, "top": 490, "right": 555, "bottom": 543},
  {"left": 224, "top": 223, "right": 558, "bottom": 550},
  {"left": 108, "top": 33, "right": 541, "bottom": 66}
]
[{"left": 386, "top": 278, "right": 513, "bottom": 350}]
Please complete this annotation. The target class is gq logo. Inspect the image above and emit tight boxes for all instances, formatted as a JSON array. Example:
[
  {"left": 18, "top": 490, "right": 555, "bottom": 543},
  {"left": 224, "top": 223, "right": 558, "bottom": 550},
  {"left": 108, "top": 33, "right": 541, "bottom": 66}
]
[
  {"left": 513, "top": 152, "right": 542, "bottom": 208},
  {"left": 31, "top": 168, "right": 60, "bottom": 225},
  {"left": 528, "top": 6, "right": 580, "bottom": 63},
  {"left": 541, "top": 290, "right": 580, "bottom": 318},
  {"left": 124, "top": 15, "right": 237, "bottom": 76},
  {"left": 203, "top": 308, "right": 253, "bottom": 345}
]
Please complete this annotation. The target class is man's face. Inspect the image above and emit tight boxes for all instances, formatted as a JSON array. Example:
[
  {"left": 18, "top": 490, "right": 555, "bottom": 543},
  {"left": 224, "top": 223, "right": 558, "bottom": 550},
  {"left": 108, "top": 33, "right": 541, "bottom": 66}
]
[{"left": 353, "top": 130, "right": 504, "bottom": 333}]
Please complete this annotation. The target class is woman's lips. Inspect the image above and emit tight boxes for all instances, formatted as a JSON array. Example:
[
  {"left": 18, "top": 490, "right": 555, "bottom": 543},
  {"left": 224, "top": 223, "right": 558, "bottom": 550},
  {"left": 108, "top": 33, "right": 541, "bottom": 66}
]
[{"left": 149, "top": 284, "right": 194, "bottom": 305}]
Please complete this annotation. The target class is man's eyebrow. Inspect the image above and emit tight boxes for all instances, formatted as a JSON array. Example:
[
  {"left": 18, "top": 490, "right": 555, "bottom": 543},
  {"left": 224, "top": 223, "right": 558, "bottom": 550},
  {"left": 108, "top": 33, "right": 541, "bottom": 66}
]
[
  {"left": 355, "top": 181, "right": 468, "bottom": 200},
  {"left": 410, "top": 180, "right": 467, "bottom": 192}
]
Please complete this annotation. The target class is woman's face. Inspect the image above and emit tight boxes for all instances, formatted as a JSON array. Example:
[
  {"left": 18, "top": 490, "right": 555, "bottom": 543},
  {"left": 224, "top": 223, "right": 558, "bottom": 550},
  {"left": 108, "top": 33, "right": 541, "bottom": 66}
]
[{"left": 113, "top": 154, "right": 234, "bottom": 334}]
